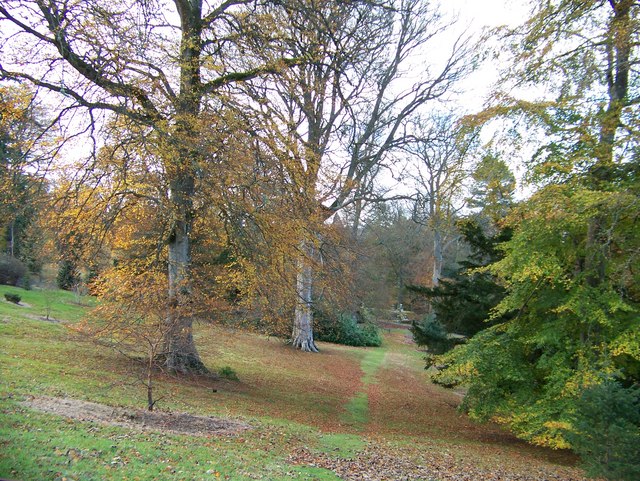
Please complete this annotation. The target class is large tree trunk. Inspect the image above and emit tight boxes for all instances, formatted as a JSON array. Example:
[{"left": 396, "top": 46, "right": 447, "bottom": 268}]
[
  {"left": 162, "top": 174, "right": 207, "bottom": 374},
  {"left": 160, "top": 0, "right": 208, "bottom": 374},
  {"left": 291, "top": 242, "right": 319, "bottom": 352}
]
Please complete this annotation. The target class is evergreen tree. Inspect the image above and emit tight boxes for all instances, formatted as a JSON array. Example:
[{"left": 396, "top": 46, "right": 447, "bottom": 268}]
[
  {"left": 410, "top": 219, "right": 512, "bottom": 339},
  {"left": 410, "top": 155, "right": 515, "bottom": 345}
]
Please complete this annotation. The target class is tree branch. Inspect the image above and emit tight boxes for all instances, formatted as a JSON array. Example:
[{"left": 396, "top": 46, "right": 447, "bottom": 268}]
[
  {"left": 201, "top": 57, "right": 304, "bottom": 94},
  {"left": 0, "top": 66, "right": 156, "bottom": 126},
  {"left": 33, "top": 0, "right": 161, "bottom": 119}
]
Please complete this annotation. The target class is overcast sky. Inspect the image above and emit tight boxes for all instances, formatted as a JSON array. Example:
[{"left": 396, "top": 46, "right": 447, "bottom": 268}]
[
  {"left": 445, "top": 0, "right": 532, "bottom": 112},
  {"left": 452, "top": 0, "right": 530, "bottom": 29}
]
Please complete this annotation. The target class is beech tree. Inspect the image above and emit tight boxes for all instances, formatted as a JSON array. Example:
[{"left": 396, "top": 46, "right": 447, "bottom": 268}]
[
  {"left": 431, "top": 0, "right": 640, "bottom": 455},
  {"left": 239, "top": 0, "right": 474, "bottom": 351},
  {"left": 0, "top": 0, "right": 309, "bottom": 372},
  {"left": 409, "top": 114, "right": 478, "bottom": 287}
]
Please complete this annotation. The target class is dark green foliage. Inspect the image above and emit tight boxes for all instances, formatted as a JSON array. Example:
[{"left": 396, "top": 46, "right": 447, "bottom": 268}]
[
  {"left": 18, "top": 270, "right": 31, "bottom": 290},
  {"left": 567, "top": 380, "right": 640, "bottom": 481},
  {"left": 4, "top": 292, "right": 21, "bottom": 304},
  {"left": 316, "top": 311, "right": 382, "bottom": 347},
  {"left": 0, "top": 254, "right": 27, "bottom": 286},
  {"left": 56, "top": 260, "right": 81, "bottom": 291},
  {"left": 218, "top": 366, "right": 239, "bottom": 381},
  {"left": 411, "top": 315, "right": 461, "bottom": 355},
  {"left": 408, "top": 219, "right": 512, "bottom": 338}
]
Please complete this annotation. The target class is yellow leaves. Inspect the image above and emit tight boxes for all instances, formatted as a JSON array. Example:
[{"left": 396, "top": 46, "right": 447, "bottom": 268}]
[
  {"left": 494, "top": 413, "right": 572, "bottom": 449},
  {"left": 532, "top": 424, "right": 572, "bottom": 450},
  {"left": 611, "top": 331, "right": 640, "bottom": 360},
  {"left": 0, "top": 84, "right": 33, "bottom": 125}
]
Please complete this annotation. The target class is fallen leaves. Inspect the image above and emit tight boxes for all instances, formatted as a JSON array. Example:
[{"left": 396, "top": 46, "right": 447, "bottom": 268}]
[{"left": 288, "top": 443, "right": 588, "bottom": 481}]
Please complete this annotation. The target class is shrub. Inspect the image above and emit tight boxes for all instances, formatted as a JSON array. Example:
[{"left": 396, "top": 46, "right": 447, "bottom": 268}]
[
  {"left": 18, "top": 270, "right": 31, "bottom": 290},
  {"left": 566, "top": 380, "right": 640, "bottom": 481},
  {"left": 0, "top": 255, "right": 27, "bottom": 286},
  {"left": 316, "top": 312, "right": 382, "bottom": 347},
  {"left": 4, "top": 293, "right": 21, "bottom": 304},
  {"left": 218, "top": 366, "right": 239, "bottom": 381}
]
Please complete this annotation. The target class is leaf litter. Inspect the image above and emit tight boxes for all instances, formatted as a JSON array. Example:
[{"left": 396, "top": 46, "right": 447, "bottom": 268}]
[{"left": 288, "top": 443, "right": 589, "bottom": 481}]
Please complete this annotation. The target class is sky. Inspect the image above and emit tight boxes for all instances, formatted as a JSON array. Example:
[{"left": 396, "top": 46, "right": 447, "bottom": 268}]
[
  {"left": 444, "top": 0, "right": 535, "bottom": 197},
  {"left": 453, "top": 0, "right": 530, "bottom": 28},
  {"left": 446, "top": 0, "right": 532, "bottom": 112}
]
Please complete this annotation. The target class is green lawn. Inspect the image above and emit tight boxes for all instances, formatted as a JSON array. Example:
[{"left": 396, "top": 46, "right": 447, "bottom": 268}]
[{"left": 0, "top": 286, "right": 586, "bottom": 481}]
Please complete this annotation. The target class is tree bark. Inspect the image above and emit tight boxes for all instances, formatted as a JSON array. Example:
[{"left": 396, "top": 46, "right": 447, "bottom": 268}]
[
  {"left": 432, "top": 228, "right": 443, "bottom": 287},
  {"left": 162, "top": 171, "right": 208, "bottom": 373},
  {"left": 291, "top": 242, "right": 319, "bottom": 352},
  {"left": 396, "top": 274, "right": 404, "bottom": 308},
  {"left": 158, "top": 0, "right": 208, "bottom": 374},
  {"left": 584, "top": 0, "right": 633, "bottom": 289},
  {"left": 9, "top": 221, "right": 14, "bottom": 257}
]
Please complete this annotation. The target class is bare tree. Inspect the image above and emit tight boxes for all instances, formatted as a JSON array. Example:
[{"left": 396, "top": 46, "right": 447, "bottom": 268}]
[
  {"left": 239, "top": 0, "right": 475, "bottom": 351},
  {"left": 409, "top": 114, "right": 478, "bottom": 287}
]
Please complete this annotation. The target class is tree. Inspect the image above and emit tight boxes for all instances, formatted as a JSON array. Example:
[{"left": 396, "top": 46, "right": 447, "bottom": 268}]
[
  {"left": 82, "top": 265, "right": 183, "bottom": 411},
  {"left": 0, "top": 0, "right": 310, "bottom": 372},
  {"left": 431, "top": 0, "right": 640, "bottom": 455},
  {"left": 0, "top": 84, "right": 49, "bottom": 274},
  {"left": 409, "top": 114, "right": 478, "bottom": 288},
  {"left": 467, "top": 153, "right": 516, "bottom": 228},
  {"left": 239, "top": 0, "right": 474, "bottom": 350},
  {"left": 410, "top": 156, "right": 516, "bottom": 351},
  {"left": 357, "top": 202, "right": 425, "bottom": 310},
  {"left": 409, "top": 218, "right": 512, "bottom": 338}
]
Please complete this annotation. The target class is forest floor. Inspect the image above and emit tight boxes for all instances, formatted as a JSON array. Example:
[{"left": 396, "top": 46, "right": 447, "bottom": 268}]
[{"left": 0, "top": 286, "right": 590, "bottom": 480}]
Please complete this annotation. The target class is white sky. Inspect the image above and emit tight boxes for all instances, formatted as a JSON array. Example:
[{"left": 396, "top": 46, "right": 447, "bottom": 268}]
[
  {"left": 451, "top": 0, "right": 530, "bottom": 28},
  {"left": 443, "top": 0, "right": 535, "bottom": 198},
  {"left": 445, "top": 0, "right": 532, "bottom": 112}
]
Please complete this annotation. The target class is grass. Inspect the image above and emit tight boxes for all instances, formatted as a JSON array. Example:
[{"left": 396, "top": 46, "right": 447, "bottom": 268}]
[
  {"left": 0, "top": 286, "right": 586, "bottom": 480},
  {"left": 341, "top": 348, "right": 386, "bottom": 428},
  {"left": 0, "top": 403, "right": 341, "bottom": 480},
  {"left": 0, "top": 285, "right": 91, "bottom": 323}
]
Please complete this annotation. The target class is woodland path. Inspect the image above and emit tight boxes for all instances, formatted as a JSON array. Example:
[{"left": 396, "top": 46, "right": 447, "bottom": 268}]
[{"left": 289, "top": 327, "right": 589, "bottom": 481}]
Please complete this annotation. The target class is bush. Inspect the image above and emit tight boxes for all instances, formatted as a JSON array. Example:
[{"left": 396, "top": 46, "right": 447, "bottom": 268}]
[
  {"left": 316, "top": 312, "right": 382, "bottom": 347},
  {"left": 218, "top": 366, "right": 239, "bottom": 381},
  {"left": 567, "top": 380, "right": 640, "bottom": 481},
  {"left": 4, "top": 293, "right": 21, "bottom": 304},
  {"left": 18, "top": 270, "right": 31, "bottom": 290},
  {"left": 0, "top": 255, "right": 27, "bottom": 286}
]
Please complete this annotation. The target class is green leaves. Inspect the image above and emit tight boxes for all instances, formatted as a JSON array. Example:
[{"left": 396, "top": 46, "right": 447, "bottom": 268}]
[{"left": 431, "top": 176, "right": 640, "bottom": 451}]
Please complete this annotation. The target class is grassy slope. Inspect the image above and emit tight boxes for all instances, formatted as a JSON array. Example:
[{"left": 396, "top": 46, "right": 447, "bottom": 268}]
[{"left": 0, "top": 287, "right": 583, "bottom": 480}]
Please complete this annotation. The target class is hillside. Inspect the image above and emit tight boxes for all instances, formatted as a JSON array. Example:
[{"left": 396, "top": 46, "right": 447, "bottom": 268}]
[{"left": 0, "top": 287, "right": 587, "bottom": 480}]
